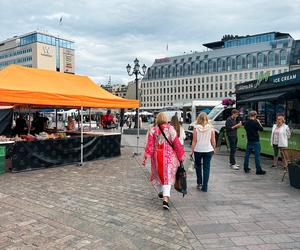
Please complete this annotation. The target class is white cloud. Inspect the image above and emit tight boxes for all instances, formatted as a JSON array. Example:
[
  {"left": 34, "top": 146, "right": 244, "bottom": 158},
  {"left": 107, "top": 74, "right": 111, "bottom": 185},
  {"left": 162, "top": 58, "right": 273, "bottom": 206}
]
[{"left": 0, "top": 0, "right": 300, "bottom": 84}]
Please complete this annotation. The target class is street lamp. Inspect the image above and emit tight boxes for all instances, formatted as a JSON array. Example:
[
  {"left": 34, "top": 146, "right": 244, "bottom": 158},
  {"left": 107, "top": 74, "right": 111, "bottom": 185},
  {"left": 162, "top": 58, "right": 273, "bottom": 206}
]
[{"left": 126, "top": 58, "right": 147, "bottom": 155}]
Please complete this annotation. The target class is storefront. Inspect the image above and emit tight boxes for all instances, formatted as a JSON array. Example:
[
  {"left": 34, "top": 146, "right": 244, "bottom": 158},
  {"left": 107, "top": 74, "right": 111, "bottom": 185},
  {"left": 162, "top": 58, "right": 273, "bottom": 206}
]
[{"left": 236, "top": 70, "right": 300, "bottom": 155}]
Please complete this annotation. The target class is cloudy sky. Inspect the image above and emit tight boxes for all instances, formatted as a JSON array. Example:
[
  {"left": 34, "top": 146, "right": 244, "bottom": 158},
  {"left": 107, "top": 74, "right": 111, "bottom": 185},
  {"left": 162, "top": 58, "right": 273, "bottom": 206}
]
[{"left": 1, "top": 0, "right": 300, "bottom": 84}]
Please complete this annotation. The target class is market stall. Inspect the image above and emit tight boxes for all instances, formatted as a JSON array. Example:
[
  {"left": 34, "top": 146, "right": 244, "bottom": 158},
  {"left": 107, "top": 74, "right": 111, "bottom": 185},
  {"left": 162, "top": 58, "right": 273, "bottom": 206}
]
[
  {"left": 235, "top": 70, "right": 300, "bottom": 155},
  {"left": 0, "top": 65, "right": 139, "bottom": 172}
]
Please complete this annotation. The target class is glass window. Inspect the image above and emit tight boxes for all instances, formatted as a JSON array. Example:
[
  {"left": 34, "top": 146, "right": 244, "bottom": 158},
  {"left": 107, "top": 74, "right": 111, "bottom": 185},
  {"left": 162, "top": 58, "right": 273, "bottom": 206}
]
[
  {"left": 268, "top": 51, "right": 275, "bottom": 66},
  {"left": 280, "top": 49, "right": 287, "bottom": 65},
  {"left": 247, "top": 54, "right": 253, "bottom": 69},
  {"left": 227, "top": 57, "right": 231, "bottom": 71},
  {"left": 236, "top": 56, "right": 242, "bottom": 70}
]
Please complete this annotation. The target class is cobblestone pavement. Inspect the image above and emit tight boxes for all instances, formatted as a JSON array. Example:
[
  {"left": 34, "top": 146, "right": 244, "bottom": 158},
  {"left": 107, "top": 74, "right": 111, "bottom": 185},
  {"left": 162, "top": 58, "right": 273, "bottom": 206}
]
[{"left": 0, "top": 134, "right": 298, "bottom": 249}]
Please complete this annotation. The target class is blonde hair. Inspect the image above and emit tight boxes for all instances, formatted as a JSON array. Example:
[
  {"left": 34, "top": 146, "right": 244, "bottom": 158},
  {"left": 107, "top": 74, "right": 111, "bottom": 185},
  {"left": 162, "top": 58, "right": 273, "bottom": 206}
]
[
  {"left": 276, "top": 115, "right": 285, "bottom": 124},
  {"left": 196, "top": 112, "right": 211, "bottom": 127},
  {"left": 156, "top": 112, "right": 168, "bottom": 125}
]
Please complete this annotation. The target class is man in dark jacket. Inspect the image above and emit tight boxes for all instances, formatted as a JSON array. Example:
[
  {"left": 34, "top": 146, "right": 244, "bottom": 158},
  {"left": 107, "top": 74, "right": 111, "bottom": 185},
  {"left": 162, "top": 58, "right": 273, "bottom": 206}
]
[
  {"left": 243, "top": 110, "right": 266, "bottom": 175},
  {"left": 226, "top": 109, "right": 242, "bottom": 170}
]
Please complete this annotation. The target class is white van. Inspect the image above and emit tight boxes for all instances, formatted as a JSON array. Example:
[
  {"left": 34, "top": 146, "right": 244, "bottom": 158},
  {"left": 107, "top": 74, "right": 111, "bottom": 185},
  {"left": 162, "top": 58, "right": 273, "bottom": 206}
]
[{"left": 186, "top": 104, "right": 235, "bottom": 142}]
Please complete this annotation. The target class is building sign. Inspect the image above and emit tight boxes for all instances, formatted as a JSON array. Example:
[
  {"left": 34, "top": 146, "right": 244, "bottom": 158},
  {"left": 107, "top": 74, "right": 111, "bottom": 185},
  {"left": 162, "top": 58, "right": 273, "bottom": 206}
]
[
  {"left": 236, "top": 69, "right": 300, "bottom": 93},
  {"left": 41, "top": 46, "right": 52, "bottom": 57},
  {"left": 63, "top": 49, "right": 74, "bottom": 73},
  {"left": 155, "top": 57, "right": 170, "bottom": 64},
  {"left": 272, "top": 73, "right": 297, "bottom": 84}
]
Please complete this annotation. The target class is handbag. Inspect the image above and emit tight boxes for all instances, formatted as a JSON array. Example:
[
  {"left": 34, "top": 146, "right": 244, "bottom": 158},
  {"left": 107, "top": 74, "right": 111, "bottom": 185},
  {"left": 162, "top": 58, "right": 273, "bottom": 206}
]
[{"left": 158, "top": 125, "right": 187, "bottom": 197}]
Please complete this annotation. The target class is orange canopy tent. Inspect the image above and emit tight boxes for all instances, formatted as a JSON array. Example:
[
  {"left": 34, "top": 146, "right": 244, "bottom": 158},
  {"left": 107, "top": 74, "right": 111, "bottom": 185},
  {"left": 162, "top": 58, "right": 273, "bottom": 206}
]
[{"left": 0, "top": 65, "right": 139, "bottom": 109}]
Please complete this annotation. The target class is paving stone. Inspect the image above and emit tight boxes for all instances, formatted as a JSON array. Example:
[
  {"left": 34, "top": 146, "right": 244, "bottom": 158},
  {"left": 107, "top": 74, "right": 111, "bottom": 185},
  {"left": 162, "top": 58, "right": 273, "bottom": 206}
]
[
  {"left": 230, "top": 236, "right": 265, "bottom": 246},
  {"left": 259, "top": 234, "right": 295, "bottom": 244}
]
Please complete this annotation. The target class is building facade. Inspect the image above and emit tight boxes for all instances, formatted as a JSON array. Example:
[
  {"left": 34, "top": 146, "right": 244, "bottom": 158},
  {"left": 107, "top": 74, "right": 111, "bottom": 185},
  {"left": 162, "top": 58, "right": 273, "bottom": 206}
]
[
  {"left": 101, "top": 84, "right": 128, "bottom": 98},
  {"left": 0, "top": 31, "right": 75, "bottom": 73},
  {"left": 141, "top": 32, "right": 300, "bottom": 109}
]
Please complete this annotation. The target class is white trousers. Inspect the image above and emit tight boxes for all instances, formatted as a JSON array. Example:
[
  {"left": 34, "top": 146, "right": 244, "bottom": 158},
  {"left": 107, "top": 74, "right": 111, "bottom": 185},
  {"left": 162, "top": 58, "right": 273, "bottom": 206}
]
[{"left": 157, "top": 184, "right": 171, "bottom": 197}]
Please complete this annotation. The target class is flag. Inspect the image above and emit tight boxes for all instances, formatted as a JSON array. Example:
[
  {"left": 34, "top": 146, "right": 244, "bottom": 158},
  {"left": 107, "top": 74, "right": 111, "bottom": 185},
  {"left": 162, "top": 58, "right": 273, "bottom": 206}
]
[{"left": 59, "top": 17, "right": 63, "bottom": 25}]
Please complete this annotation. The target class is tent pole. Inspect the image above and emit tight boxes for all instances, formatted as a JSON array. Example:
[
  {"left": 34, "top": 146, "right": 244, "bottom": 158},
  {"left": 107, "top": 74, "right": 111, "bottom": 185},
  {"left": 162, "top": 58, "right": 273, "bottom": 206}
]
[
  {"left": 89, "top": 108, "right": 91, "bottom": 131},
  {"left": 55, "top": 108, "right": 58, "bottom": 131},
  {"left": 135, "top": 108, "right": 140, "bottom": 155},
  {"left": 27, "top": 105, "right": 31, "bottom": 135},
  {"left": 80, "top": 106, "right": 84, "bottom": 166}
]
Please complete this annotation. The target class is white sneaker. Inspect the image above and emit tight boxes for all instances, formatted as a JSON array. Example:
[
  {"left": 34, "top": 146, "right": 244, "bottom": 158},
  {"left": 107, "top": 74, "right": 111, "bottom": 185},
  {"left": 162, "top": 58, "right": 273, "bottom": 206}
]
[{"left": 230, "top": 164, "right": 239, "bottom": 170}]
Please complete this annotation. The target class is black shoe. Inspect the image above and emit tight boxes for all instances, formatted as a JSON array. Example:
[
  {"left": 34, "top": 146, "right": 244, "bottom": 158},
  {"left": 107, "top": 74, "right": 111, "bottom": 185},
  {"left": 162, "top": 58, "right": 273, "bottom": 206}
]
[
  {"left": 271, "top": 165, "right": 276, "bottom": 168},
  {"left": 201, "top": 188, "right": 207, "bottom": 192},
  {"left": 158, "top": 192, "right": 163, "bottom": 199},
  {"left": 244, "top": 168, "right": 251, "bottom": 173},
  {"left": 196, "top": 184, "right": 202, "bottom": 189},
  {"left": 256, "top": 169, "right": 266, "bottom": 175},
  {"left": 162, "top": 201, "right": 170, "bottom": 210}
]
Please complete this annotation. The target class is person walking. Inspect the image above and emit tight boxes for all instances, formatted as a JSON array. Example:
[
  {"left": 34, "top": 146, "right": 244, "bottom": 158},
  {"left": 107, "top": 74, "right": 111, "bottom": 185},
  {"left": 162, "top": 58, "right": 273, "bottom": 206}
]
[
  {"left": 190, "top": 112, "right": 216, "bottom": 192},
  {"left": 142, "top": 112, "right": 185, "bottom": 210},
  {"left": 271, "top": 115, "right": 291, "bottom": 169},
  {"left": 171, "top": 115, "right": 186, "bottom": 145},
  {"left": 225, "top": 109, "right": 242, "bottom": 170},
  {"left": 243, "top": 111, "right": 266, "bottom": 175}
]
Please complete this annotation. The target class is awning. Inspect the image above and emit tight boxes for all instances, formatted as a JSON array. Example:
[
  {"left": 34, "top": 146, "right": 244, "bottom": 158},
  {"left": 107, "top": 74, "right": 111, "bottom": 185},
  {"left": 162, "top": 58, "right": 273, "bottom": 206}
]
[
  {"left": 239, "top": 92, "right": 287, "bottom": 103},
  {"left": 0, "top": 65, "right": 139, "bottom": 109}
]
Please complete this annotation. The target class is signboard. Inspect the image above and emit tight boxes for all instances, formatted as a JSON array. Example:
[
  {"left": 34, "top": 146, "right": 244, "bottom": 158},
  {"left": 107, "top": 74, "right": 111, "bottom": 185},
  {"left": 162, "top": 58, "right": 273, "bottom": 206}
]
[
  {"left": 63, "top": 49, "right": 74, "bottom": 73},
  {"left": 236, "top": 69, "right": 300, "bottom": 93},
  {"left": 41, "top": 45, "right": 52, "bottom": 57}
]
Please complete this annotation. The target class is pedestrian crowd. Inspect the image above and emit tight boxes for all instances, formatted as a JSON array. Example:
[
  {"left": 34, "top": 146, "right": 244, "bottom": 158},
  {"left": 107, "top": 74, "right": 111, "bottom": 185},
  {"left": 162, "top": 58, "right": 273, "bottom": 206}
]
[{"left": 142, "top": 110, "right": 291, "bottom": 210}]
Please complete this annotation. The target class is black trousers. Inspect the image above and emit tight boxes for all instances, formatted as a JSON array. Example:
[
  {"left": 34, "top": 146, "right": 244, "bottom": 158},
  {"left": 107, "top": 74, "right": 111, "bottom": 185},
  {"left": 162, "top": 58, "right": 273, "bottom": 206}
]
[{"left": 228, "top": 136, "right": 237, "bottom": 165}]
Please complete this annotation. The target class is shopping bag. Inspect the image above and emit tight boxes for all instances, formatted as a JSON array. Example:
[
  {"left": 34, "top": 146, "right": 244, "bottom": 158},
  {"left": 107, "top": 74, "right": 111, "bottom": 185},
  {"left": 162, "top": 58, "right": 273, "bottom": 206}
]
[{"left": 174, "top": 162, "right": 187, "bottom": 197}]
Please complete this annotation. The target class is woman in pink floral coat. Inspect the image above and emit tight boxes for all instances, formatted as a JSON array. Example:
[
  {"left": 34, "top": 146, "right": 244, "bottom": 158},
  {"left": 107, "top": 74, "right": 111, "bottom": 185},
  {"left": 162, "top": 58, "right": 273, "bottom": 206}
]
[{"left": 142, "top": 112, "right": 185, "bottom": 210}]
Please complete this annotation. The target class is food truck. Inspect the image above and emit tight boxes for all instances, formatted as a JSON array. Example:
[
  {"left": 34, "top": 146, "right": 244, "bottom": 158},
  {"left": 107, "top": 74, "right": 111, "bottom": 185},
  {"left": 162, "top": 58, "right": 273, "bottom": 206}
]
[{"left": 235, "top": 70, "right": 300, "bottom": 155}]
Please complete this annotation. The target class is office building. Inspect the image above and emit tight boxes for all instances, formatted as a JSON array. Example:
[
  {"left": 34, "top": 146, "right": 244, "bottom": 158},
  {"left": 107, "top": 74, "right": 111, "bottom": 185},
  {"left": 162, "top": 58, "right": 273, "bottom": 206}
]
[
  {"left": 141, "top": 32, "right": 300, "bottom": 109},
  {"left": 0, "top": 31, "right": 75, "bottom": 73}
]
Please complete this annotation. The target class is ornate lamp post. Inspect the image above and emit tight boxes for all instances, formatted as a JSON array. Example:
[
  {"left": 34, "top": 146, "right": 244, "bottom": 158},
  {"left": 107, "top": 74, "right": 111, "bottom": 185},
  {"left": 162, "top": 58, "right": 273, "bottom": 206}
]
[{"left": 126, "top": 58, "right": 147, "bottom": 155}]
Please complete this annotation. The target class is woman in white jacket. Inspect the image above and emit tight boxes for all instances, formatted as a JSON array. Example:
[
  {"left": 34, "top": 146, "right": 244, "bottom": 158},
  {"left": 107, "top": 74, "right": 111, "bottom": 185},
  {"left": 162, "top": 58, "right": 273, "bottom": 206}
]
[{"left": 271, "top": 115, "right": 291, "bottom": 169}]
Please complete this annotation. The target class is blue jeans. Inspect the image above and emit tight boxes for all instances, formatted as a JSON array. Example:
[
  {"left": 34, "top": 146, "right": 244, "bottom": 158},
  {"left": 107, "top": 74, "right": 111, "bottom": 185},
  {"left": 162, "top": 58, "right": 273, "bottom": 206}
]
[
  {"left": 243, "top": 142, "right": 262, "bottom": 171},
  {"left": 194, "top": 151, "right": 213, "bottom": 191}
]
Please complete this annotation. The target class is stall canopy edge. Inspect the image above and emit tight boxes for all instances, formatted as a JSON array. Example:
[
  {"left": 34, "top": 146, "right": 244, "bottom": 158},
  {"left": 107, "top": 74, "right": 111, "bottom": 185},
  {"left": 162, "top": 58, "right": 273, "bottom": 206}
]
[{"left": 0, "top": 65, "right": 139, "bottom": 109}]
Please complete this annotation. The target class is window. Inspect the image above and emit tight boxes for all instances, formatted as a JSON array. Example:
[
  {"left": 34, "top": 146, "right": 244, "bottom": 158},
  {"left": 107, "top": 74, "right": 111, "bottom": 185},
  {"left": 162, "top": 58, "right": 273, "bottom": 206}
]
[
  {"left": 244, "top": 73, "right": 248, "bottom": 79},
  {"left": 236, "top": 56, "right": 242, "bottom": 70},
  {"left": 247, "top": 54, "right": 253, "bottom": 69},
  {"left": 215, "top": 92, "right": 218, "bottom": 98},
  {"left": 257, "top": 53, "right": 263, "bottom": 68},
  {"left": 227, "top": 57, "right": 231, "bottom": 71},
  {"left": 224, "top": 82, "right": 227, "bottom": 89},
  {"left": 217, "top": 59, "right": 222, "bottom": 72},
  {"left": 211, "top": 93, "right": 213, "bottom": 98},
  {"left": 268, "top": 51, "right": 275, "bottom": 66},
  {"left": 215, "top": 84, "right": 218, "bottom": 90},
  {"left": 210, "top": 76, "right": 213, "bottom": 82},
  {"left": 215, "top": 76, "right": 218, "bottom": 82},
  {"left": 220, "top": 75, "right": 223, "bottom": 81},
  {"left": 211, "top": 84, "right": 213, "bottom": 90},
  {"left": 220, "top": 83, "right": 223, "bottom": 90},
  {"left": 208, "top": 60, "right": 213, "bottom": 73},
  {"left": 250, "top": 72, "right": 253, "bottom": 79},
  {"left": 239, "top": 73, "right": 242, "bottom": 80},
  {"left": 224, "top": 75, "right": 228, "bottom": 81},
  {"left": 280, "top": 49, "right": 287, "bottom": 65},
  {"left": 206, "top": 77, "right": 209, "bottom": 82}
]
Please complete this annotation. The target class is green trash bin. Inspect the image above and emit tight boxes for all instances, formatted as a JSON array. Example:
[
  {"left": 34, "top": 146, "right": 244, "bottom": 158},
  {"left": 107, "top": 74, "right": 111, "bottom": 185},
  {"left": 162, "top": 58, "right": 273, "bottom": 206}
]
[{"left": 0, "top": 146, "right": 5, "bottom": 174}]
